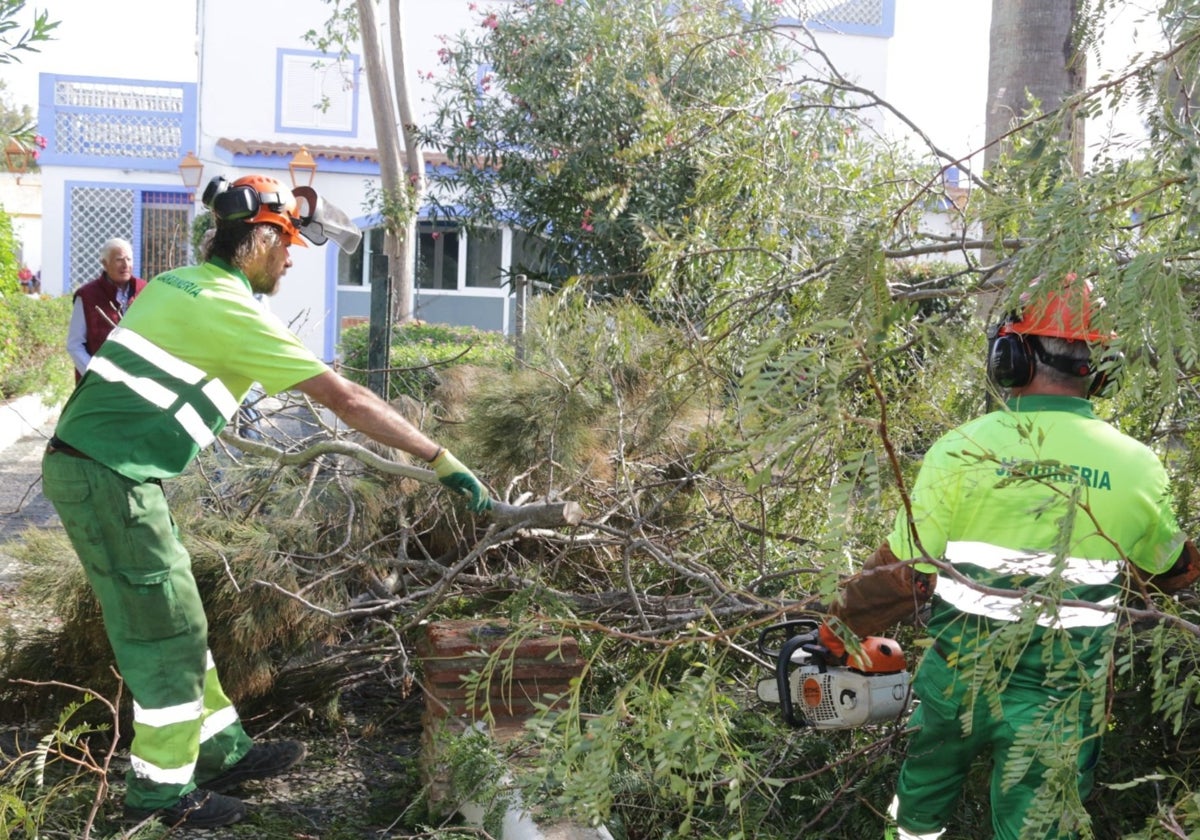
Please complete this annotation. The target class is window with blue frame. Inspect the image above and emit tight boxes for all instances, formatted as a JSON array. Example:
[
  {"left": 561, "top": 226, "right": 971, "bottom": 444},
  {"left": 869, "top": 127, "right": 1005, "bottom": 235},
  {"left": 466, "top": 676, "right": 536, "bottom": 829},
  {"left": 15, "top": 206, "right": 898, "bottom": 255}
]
[{"left": 338, "top": 223, "right": 508, "bottom": 290}]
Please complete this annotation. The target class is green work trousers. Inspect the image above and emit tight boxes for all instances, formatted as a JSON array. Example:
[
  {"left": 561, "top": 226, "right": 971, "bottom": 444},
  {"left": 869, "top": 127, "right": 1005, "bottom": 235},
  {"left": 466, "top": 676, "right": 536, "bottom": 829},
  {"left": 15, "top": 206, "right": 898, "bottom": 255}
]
[
  {"left": 892, "top": 651, "right": 1101, "bottom": 840},
  {"left": 41, "top": 450, "right": 252, "bottom": 810}
]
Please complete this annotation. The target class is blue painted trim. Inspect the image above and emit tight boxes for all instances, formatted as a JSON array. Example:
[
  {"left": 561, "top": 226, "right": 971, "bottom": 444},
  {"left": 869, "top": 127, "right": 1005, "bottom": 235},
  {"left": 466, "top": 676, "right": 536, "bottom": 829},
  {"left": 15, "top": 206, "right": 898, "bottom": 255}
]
[
  {"left": 62, "top": 178, "right": 193, "bottom": 292},
  {"left": 38, "top": 72, "right": 198, "bottom": 171},
  {"left": 274, "top": 48, "right": 360, "bottom": 138},
  {"left": 323, "top": 212, "right": 381, "bottom": 359}
]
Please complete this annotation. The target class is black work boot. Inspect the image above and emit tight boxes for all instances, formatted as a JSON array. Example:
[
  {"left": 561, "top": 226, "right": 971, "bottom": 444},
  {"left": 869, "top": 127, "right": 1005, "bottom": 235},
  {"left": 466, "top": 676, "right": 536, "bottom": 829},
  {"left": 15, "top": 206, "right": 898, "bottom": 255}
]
[
  {"left": 124, "top": 789, "right": 246, "bottom": 829},
  {"left": 200, "top": 740, "right": 307, "bottom": 793}
]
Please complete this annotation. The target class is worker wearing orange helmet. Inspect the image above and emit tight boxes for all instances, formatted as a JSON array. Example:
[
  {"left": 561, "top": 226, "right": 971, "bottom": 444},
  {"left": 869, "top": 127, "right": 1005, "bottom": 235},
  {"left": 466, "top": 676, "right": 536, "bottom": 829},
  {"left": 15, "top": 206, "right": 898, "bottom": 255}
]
[
  {"left": 819, "top": 275, "right": 1198, "bottom": 839},
  {"left": 42, "top": 173, "right": 489, "bottom": 829}
]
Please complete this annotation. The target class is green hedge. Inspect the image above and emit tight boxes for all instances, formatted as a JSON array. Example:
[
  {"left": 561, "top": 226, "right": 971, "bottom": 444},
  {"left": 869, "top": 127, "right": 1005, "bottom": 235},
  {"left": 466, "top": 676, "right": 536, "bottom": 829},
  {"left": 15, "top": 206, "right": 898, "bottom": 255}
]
[
  {"left": 339, "top": 321, "right": 514, "bottom": 402},
  {"left": 0, "top": 293, "right": 73, "bottom": 402}
]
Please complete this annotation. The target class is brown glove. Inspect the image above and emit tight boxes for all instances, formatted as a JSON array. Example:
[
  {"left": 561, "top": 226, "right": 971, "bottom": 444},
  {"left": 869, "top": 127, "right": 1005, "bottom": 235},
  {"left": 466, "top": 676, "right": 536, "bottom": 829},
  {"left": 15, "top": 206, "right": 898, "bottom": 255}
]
[
  {"left": 827, "top": 543, "right": 936, "bottom": 638},
  {"left": 1133, "top": 540, "right": 1200, "bottom": 594}
]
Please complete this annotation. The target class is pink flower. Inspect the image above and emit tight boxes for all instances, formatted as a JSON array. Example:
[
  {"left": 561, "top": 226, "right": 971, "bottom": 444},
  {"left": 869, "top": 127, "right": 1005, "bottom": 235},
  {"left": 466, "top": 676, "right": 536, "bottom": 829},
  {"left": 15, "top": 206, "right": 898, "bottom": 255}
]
[
  {"left": 34, "top": 135, "right": 47, "bottom": 149},
  {"left": 550, "top": 148, "right": 561, "bottom": 158},
  {"left": 483, "top": 13, "right": 498, "bottom": 28},
  {"left": 581, "top": 208, "right": 594, "bottom": 232}
]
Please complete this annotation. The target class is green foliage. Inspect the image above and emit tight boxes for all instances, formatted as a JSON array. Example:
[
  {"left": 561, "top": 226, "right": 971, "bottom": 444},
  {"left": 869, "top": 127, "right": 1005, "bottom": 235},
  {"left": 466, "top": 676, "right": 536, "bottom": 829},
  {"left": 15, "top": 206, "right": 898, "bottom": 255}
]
[
  {"left": 0, "top": 691, "right": 115, "bottom": 838},
  {"left": 0, "top": 204, "right": 20, "bottom": 296},
  {"left": 0, "top": 0, "right": 56, "bottom": 150},
  {"left": 12, "top": 2, "right": 1200, "bottom": 838},
  {"left": 434, "top": 725, "right": 513, "bottom": 833},
  {"left": 0, "top": 292, "right": 72, "bottom": 401},
  {"left": 190, "top": 208, "right": 213, "bottom": 256},
  {"left": 427, "top": 0, "right": 841, "bottom": 299},
  {"left": 339, "top": 319, "right": 514, "bottom": 402},
  {"left": 0, "top": 0, "right": 57, "bottom": 66},
  {"left": 0, "top": 79, "right": 33, "bottom": 159}
]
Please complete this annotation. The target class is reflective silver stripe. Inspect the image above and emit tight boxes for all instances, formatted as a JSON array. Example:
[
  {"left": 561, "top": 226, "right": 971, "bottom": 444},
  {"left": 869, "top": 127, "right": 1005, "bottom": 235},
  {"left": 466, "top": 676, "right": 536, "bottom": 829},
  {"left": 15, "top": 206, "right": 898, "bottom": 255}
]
[
  {"left": 200, "top": 706, "right": 241, "bottom": 743},
  {"left": 935, "top": 577, "right": 1119, "bottom": 628},
  {"left": 108, "top": 326, "right": 206, "bottom": 385},
  {"left": 176, "top": 403, "right": 216, "bottom": 448},
  {"left": 106, "top": 326, "right": 239, "bottom": 424},
  {"left": 889, "top": 796, "right": 945, "bottom": 839},
  {"left": 89, "top": 356, "right": 176, "bottom": 409},
  {"left": 92, "top": 346, "right": 232, "bottom": 450},
  {"left": 202, "top": 378, "right": 240, "bottom": 421},
  {"left": 130, "top": 755, "right": 197, "bottom": 786},
  {"left": 133, "top": 698, "right": 204, "bottom": 728},
  {"left": 945, "top": 540, "right": 1121, "bottom": 587}
]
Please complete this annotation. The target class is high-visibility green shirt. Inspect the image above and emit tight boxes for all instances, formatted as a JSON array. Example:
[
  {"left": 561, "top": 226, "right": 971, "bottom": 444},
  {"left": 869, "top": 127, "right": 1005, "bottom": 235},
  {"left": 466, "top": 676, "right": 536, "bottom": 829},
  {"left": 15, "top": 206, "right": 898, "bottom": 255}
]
[
  {"left": 54, "top": 258, "right": 328, "bottom": 482},
  {"left": 888, "top": 395, "right": 1184, "bottom": 690}
]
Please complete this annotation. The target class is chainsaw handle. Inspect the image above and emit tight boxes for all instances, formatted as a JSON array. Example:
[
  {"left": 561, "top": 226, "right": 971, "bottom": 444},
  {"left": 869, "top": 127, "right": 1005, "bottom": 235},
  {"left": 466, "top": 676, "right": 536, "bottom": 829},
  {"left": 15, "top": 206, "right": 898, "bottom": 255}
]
[
  {"left": 776, "top": 633, "right": 813, "bottom": 728},
  {"left": 757, "top": 619, "right": 821, "bottom": 659}
]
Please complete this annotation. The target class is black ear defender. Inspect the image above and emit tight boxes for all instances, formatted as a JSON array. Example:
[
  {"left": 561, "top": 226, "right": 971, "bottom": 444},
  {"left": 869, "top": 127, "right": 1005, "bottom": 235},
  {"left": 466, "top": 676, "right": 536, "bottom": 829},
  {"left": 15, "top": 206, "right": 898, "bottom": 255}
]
[
  {"left": 986, "top": 316, "right": 1123, "bottom": 397},
  {"left": 986, "top": 318, "right": 1036, "bottom": 389},
  {"left": 200, "top": 176, "right": 263, "bottom": 222}
]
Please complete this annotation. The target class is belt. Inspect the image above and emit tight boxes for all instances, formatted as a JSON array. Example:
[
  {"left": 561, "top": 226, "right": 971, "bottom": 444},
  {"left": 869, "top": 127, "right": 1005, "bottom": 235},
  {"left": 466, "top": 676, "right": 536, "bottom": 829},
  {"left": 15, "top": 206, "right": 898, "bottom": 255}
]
[{"left": 46, "top": 436, "right": 92, "bottom": 460}]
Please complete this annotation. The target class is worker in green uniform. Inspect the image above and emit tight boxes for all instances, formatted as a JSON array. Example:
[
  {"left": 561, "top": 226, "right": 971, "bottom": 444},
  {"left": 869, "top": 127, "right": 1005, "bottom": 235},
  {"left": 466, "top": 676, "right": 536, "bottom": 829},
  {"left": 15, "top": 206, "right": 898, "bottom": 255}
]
[
  {"left": 818, "top": 276, "right": 1199, "bottom": 839},
  {"left": 41, "top": 173, "right": 490, "bottom": 829}
]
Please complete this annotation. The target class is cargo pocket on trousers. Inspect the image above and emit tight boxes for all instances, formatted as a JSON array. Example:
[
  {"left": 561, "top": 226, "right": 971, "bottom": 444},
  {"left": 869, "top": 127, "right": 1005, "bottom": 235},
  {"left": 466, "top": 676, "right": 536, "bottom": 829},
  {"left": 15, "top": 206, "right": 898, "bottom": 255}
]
[
  {"left": 114, "top": 568, "right": 193, "bottom": 641},
  {"left": 42, "top": 475, "right": 106, "bottom": 548}
]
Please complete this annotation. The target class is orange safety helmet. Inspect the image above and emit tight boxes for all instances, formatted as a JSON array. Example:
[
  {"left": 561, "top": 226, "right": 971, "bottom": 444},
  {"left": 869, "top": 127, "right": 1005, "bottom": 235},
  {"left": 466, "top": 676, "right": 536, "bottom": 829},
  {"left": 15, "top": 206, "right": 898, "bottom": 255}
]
[
  {"left": 999, "top": 274, "right": 1115, "bottom": 343},
  {"left": 202, "top": 174, "right": 308, "bottom": 247}
]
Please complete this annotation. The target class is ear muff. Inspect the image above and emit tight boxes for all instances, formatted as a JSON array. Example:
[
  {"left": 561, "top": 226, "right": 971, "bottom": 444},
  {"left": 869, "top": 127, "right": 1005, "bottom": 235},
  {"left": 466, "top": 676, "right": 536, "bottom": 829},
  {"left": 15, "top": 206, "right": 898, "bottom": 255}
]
[
  {"left": 986, "top": 324, "right": 1036, "bottom": 389},
  {"left": 988, "top": 318, "right": 1124, "bottom": 397},
  {"left": 202, "top": 176, "right": 263, "bottom": 222}
]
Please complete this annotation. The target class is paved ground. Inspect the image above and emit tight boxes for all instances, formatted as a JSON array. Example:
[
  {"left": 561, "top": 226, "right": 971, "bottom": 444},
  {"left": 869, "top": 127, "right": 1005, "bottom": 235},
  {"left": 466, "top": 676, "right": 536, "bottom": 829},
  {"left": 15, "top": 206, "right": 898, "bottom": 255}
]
[{"left": 0, "top": 399, "right": 61, "bottom": 587}]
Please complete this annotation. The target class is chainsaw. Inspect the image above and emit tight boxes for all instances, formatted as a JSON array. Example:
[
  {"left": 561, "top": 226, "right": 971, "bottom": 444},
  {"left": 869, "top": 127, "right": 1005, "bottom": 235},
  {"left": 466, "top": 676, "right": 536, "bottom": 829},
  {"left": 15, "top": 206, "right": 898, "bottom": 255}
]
[{"left": 755, "top": 619, "right": 911, "bottom": 729}]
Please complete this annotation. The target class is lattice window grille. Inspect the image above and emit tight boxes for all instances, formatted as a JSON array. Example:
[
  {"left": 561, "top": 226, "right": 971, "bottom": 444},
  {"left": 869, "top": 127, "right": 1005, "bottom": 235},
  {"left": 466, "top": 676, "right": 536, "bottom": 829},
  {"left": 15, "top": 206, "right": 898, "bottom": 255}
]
[
  {"left": 70, "top": 187, "right": 135, "bottom": 291},
  {"left": 141, "top": 192, "right": 192, "bottom": 280},
  {"left": 55, "top": 112, "right": 183, "bottom": 160},
  {"left": 796, "top": 0, "right": 884, "bottom": 28},
  {"left": 54, "top": 80, "right": 184, "bottom": 113}
]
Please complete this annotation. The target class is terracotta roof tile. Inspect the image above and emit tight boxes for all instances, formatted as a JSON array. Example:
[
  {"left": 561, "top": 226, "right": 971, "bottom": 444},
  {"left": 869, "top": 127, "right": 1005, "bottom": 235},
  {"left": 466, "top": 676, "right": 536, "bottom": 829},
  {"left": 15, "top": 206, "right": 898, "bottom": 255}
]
[{"left": 215, "top": 138, "right": 451, "bottom": 168}]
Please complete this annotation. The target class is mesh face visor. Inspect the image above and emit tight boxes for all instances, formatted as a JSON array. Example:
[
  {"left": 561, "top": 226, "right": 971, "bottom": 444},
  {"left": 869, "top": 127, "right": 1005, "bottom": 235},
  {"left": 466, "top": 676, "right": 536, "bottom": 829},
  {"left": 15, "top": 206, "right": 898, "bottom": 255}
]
[{"left": 293, "top": 187, "right": 363, "bottom": 254}]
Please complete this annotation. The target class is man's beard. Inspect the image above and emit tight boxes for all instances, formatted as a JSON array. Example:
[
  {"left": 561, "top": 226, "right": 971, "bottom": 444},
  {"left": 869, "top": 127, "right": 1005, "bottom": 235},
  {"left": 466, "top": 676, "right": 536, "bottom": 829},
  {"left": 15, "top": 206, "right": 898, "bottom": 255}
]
[{"left": 248, "top": 273, "right": 280, "bottom": 296}]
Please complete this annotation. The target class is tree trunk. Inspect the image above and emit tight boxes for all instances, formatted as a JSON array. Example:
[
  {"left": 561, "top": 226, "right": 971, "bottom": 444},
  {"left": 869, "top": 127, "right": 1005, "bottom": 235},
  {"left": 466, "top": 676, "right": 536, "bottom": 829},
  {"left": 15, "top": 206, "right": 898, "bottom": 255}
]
[
  {"left": 355, "top": 0, "right": 415, "bottom": 394},
  {"left": 985, "top": 0, "right": 1086, "bottom": 178},
  {"left": 389, "top": 0, "right": 423, "bottom": 324},
  {"left": 982, "top": 0, "right": 1085, "bottom": 280}
]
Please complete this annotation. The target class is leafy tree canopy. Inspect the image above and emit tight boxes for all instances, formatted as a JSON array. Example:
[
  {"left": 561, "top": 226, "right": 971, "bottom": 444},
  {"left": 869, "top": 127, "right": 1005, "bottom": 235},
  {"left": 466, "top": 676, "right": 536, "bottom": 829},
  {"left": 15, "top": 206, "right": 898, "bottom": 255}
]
[{"left": 0, "top": 0, "right": 56, "bottom": 152}]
